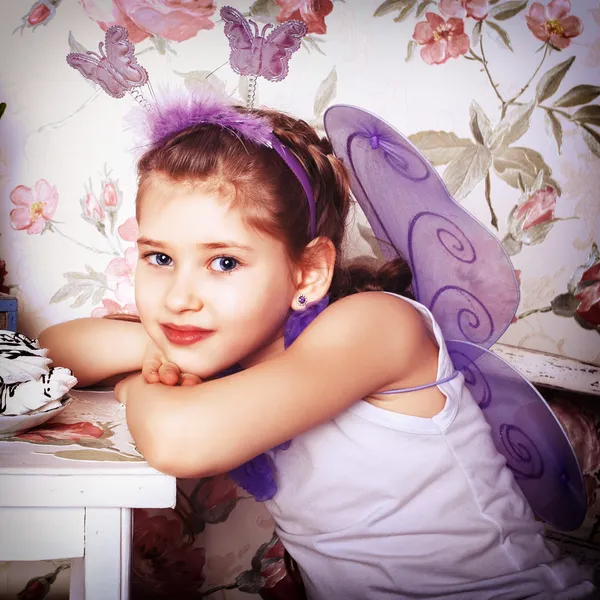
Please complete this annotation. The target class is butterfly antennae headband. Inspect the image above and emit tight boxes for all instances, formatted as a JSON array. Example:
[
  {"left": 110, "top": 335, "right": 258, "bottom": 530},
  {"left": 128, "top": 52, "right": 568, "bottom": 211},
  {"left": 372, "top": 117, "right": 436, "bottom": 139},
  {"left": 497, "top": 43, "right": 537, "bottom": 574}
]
[{"left": 65, "top": 8, "right": 315, "bottom": 238}]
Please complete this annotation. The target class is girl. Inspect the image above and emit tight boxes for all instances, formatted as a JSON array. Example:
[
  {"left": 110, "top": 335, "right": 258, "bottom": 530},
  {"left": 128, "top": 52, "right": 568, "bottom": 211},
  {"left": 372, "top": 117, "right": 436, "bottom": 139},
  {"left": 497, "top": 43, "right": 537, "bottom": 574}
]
[{"left": 39, "top": 95, "right": 595, "bottom": 599}]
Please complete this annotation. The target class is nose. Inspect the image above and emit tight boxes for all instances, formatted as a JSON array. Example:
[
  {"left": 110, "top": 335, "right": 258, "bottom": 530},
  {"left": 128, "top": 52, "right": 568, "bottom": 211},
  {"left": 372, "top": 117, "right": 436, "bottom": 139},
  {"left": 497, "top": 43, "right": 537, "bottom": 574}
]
[{"left": 164, "top": 268, "right": 203, "bottom": 313}]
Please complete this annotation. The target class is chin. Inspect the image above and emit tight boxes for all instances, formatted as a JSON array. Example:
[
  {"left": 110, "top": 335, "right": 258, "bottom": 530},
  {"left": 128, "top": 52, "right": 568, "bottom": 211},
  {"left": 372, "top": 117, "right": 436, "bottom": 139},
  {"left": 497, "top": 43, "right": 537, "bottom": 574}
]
[{"left": 165, "top": 349, "right": 236, "bottom": 380}]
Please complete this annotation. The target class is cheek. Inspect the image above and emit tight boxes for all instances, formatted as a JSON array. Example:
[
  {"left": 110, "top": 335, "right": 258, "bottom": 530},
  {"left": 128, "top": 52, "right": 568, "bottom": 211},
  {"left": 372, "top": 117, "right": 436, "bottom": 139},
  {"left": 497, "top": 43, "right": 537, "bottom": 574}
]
[{"left": 134, "top": 267, "right": 158, "bottom": 319}]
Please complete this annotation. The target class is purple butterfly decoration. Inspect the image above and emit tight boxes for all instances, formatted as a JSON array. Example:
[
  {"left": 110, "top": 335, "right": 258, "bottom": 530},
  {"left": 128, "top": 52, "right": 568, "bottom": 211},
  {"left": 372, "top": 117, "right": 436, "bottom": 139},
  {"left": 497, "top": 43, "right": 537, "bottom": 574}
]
[
  {"left": 221, "top": 6, "right": 307, "bottom": 83},
  {"left": 66, "top": 25, "right": 148, "bottom": 99}
]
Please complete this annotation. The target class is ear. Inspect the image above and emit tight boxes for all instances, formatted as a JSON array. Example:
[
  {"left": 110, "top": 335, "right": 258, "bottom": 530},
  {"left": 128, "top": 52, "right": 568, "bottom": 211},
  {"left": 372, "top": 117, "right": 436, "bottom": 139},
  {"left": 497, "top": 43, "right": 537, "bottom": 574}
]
[{"left": 292, "top": 237, "right": 336, "bottom": 309}]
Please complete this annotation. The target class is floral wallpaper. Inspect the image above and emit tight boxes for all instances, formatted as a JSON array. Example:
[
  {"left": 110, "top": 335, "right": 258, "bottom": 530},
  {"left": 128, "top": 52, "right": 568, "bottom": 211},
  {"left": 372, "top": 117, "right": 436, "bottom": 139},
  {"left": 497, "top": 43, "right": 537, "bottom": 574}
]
[{"left": 0, "top": 0, "right": 599, "bottom": 596}]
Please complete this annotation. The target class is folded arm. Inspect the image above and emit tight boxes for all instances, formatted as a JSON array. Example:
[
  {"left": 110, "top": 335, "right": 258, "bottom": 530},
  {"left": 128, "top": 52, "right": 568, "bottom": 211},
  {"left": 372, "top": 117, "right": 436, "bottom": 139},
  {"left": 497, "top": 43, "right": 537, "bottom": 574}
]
[
  {"left": 125, "top": 292, "right": 431, "bottom": 478},
  {"left": 38, "top": 318, "right": 150, "bottom": 387}
]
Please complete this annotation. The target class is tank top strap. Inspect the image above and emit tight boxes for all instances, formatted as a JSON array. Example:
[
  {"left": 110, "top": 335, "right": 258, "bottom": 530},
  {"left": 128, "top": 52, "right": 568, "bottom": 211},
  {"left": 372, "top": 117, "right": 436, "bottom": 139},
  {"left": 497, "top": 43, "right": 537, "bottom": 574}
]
[{"left": 376, "top": 370, "right": 459, "bottom": 394}]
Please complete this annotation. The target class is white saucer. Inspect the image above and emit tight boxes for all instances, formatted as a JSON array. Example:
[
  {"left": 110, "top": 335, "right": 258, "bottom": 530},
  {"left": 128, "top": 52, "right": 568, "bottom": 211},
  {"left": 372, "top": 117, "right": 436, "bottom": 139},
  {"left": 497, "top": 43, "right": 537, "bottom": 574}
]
[{"left": 0, "top": 396, "right": 74, "bottom": 438}]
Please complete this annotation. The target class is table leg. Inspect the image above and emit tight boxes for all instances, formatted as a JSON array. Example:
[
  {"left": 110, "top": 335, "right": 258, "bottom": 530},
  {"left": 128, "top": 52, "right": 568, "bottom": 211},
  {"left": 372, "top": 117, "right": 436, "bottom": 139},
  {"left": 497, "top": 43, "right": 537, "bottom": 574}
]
[{"left": 69, "top": 507, "right": 133, "bottom": 600}]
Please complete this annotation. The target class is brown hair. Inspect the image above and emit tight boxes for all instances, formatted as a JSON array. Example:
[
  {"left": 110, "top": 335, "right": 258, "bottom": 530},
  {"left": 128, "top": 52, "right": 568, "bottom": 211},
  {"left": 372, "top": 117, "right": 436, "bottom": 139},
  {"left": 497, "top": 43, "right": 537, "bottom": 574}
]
[{"left": 135, "top": 106, "right": 413, "bottom": 303}]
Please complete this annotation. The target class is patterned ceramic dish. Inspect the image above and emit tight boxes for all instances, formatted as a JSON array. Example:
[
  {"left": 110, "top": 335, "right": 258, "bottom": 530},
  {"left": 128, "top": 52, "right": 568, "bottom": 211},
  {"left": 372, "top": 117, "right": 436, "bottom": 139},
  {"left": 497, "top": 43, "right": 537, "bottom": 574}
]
[{"left": 0, "top": 395, "right": 73, "bottom": 438}]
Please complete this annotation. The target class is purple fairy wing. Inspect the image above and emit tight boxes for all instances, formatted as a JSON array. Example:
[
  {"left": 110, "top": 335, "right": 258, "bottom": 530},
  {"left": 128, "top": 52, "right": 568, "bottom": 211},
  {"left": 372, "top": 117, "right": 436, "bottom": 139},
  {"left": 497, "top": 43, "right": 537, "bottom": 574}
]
[
  {"left": 324, "top": 105, "right": 518, "bottom": 348},
  {"left": 448, "top": 340, "right": 585, "bottom": 530},
  {"left": 221, "top": 6, "right": 261, "bottom": 77},
  {"left": 66, "top": 25, "right": 147, "bottom": 99},
  {"left": 260, "top": 20, "right": 307, "bottom": 82},
  {"left": 324, "top": 105, "right": 585, "bottom": 530}
]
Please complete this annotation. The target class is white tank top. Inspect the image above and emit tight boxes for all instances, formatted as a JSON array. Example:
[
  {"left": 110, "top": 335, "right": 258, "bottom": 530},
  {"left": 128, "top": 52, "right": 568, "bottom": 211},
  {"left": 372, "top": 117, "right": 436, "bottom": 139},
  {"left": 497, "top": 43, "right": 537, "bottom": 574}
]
[{"left": 265, "top": 294, "right": 595, "bottom": 599}]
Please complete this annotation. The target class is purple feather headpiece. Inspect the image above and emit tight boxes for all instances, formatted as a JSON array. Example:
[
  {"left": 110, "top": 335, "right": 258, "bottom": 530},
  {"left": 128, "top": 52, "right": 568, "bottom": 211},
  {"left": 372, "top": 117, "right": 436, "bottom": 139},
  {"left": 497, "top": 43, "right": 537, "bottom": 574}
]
[{"left": 142, "top": 88, "right": 275, "bottom": 148}]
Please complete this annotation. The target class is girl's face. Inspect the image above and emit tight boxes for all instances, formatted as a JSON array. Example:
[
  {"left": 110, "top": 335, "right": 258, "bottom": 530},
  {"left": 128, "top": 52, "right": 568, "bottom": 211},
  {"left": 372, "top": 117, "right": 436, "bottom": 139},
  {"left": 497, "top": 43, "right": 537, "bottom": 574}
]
[{"left": 135, "top": 175, "right": 298, "bottom": 379}]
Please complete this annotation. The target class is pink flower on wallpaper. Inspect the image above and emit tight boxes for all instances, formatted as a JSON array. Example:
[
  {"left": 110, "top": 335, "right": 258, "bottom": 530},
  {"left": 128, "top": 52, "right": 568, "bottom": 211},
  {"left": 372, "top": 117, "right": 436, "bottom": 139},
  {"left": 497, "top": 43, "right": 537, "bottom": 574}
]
[
  {"left": 413, "top": 13, "right": 470, "bottom": 65},
  {"left": 106, "top": 247, "right": 137, "bottom": 305},
  {"left": 575, "top": 263, "right": 600, "bottom": 326},
  {"left": 101, "top": 179, "right": 122, "bottom": 213},
  {"left": 515, "top": 186, "right": 556, "bottom": 231},
  {"left": 526, "top": 0, "right": 583, "bottom": 49},
  {"left": 92, "top": 298, "right": 138, "bottom": 318},
  {"left": 117, "top": 216, "right": 139, "bottom": 242},
  {"left": 80, "top": 0, "right": 216, "bottom": 43},
  {"left": 9, "top": 179, "right": 58, "bottom": 235},
  {"left": 15, "top": 0, "right": 59, "bottom": 34},
  {"left": 80, "top": 190, "right": 104, "bottom": 225},
  {"left": 16, "top": 421, "right": 104, "bottom": 443},
  {"left": 275, "top": 0, "right": 334, "bottom": 35},
  {"left": 439, "top": 0, "right": 488, "bottom": 21}
]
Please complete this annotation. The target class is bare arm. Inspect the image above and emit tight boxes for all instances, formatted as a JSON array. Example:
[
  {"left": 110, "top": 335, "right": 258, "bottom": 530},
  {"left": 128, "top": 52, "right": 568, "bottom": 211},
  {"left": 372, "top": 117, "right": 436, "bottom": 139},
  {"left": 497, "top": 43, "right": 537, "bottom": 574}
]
[
  {"left": 124, "top": 292, "right": 433, "bottom": 478},
  {"left": 38, "top": 318, "right": 150, "bottom": 387}
]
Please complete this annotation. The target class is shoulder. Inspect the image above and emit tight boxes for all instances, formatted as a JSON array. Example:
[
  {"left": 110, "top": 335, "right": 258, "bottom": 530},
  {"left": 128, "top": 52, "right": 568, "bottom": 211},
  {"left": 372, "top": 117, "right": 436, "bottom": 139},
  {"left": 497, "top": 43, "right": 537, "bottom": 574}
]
[
  {"left": 284, "top": 291, "right": 433, "bottom": 398},
  {"left": 295, "top": 291, "right": 429, "bottom": 357}
]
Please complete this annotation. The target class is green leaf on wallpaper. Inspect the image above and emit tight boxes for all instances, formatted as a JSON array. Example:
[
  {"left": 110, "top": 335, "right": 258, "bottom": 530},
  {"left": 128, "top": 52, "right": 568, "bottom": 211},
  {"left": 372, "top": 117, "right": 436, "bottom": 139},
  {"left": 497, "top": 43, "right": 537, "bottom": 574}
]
[
  {"left": 175, "top": 70, "right": 226, "bottom": 95},
  {"left": 0, "top": 103, "right": 5, "bottom": 121},
  {"left": 535, "top": 57, "right": 575, "bottom": 104},
  {"left": 416, "top": 0, "right": 435, "bottom": 17},
  {"left": 408, "top": 131, "right": 474, "bottom": 166},
  {"left": 471, "top": 21, "right": 483, "bottom": 49},
  {"left": 374, "top": 0, "right": 415, "bottom": 17},
  {"left": 543, "top": 109, "right": 563, "bottom": 155},
  {"left": 469, "top": 101, "right": 492, "bottom": 146},
  {"left": 68, "top": 31, "right": 88, "bottom": 54},
  {"left": 314, "top": 67, "right": 338, "bottom": 119},
  {"left": 443, "top": 144, "right": 492, "bottom": 201},
  {"left": 50, "top": 283, "right": 79, "bottom": 305},
  {"left": 582, "top": 127, "right": 600, "bottom": 159},
  {"left": 493, "top": 146, "right": 560, "bottom": 194},
  {"left": 550, "top": 293, "right": 578, "bottom": 317},
  {"left": 489, "top": 0, "right": 528, "bottom": 21},
  {"left": 70, "top": 287, "right": 95, "bottom": 309},
  {"left": 395, "top": 1, "right": 417, "bottom": 22},
  {"left": 572, "top": 105, "right": 600, "bottom": 127},
  {"left": 406, "top": 40, "right": 417, "bottom": 61},
  {"left": 302, "top": 36, "right": 326, "bottom": 56},
  {"left": 489, "top": 101, "right": 535, "bottom": 150},
  {"left": 485, "top": 21, "right": 513, "bottom": 51},
  {"left": 51, "top": 269, "right": 108, "bottom": 307},
  {"left": 358, "top": 224, "right": 386, "bottom": 261},
  {"left": 249, "top": 0, "right": 280, "bottom": 20},
  {"left": 553, "top": 85, "right": 600, "bottom": 108}
]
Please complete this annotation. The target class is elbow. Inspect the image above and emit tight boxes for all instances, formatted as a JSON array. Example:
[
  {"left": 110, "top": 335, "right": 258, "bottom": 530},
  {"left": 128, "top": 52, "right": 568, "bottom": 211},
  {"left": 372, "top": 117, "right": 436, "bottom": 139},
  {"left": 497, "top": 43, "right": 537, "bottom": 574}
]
[
  {"left": 127, "top": 406, "right": 223, "bottom": 479},
  {"left": 141, "top": 442, "right": 224, "bottom": 479}
]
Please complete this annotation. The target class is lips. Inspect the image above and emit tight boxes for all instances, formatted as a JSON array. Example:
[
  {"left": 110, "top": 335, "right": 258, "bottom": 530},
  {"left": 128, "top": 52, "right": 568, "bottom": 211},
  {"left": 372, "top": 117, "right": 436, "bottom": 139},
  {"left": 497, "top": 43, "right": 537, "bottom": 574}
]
[{"left": 160, "top": 324, "right": 214, "bottom": 346}]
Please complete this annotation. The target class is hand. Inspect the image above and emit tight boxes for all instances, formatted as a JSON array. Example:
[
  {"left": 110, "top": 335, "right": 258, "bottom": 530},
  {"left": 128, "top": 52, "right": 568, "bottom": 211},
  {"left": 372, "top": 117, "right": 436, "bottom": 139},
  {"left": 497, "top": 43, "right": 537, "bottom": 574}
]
[
  {"left": 114, "top": 371, "right": 141, "bottom": 406},
  {"left": 142, "top": 341, "right": 202, "bottom": 387}
]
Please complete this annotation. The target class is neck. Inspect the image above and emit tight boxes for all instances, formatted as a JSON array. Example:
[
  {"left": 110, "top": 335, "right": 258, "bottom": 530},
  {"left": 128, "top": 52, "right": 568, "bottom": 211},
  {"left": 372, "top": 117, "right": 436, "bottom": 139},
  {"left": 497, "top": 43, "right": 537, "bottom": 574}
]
[{"left": 239, "top": 333, "right": 286, "bottom": 370}]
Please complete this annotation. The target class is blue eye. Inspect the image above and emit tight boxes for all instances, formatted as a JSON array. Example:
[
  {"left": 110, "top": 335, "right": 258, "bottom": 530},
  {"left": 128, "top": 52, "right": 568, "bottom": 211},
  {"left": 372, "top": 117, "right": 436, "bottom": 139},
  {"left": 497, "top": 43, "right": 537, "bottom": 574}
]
[
  {"left": 210, "top": 256, "right": 239, "bottom": 273},
  {"left": 147, "top": 253, "right": 173, "bottom": 267}
]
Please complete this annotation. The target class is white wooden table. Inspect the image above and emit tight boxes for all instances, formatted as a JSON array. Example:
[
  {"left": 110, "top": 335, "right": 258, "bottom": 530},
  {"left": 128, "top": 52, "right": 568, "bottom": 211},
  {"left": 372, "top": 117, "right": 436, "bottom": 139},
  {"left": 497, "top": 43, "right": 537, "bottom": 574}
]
[{"left": 0, "top": 389, "right": 176, "bottom": 600}]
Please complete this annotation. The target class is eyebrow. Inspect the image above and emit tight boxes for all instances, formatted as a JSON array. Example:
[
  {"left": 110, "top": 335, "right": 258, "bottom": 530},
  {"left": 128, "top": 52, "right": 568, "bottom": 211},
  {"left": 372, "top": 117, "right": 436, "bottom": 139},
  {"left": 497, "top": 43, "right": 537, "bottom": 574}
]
[{"left": 137, "top": 236, "right": 254, "bottom": 252}]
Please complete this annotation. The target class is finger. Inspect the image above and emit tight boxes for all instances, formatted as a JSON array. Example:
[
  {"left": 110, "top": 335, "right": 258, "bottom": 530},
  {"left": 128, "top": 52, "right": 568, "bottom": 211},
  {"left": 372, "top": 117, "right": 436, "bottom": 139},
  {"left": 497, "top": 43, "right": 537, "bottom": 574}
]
[
  {"left": 180, "top": 373, "right": 202, "bottom": 386},
  {"left": 158, "top": 362, "right": 180, "bottom": 386},
  {"left": 142, "top": 358, "right": 162, "bottom": 384}
]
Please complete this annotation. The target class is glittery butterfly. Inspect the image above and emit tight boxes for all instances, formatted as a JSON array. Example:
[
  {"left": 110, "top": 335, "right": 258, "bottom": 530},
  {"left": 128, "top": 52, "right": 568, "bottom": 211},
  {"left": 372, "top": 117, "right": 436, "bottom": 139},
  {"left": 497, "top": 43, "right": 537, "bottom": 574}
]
[
  {"left": 66, "top": 25, "right": 148, "bottom": 99},
  {"left": 221, "top": 6, "right": 307, "bottom": 83}
]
